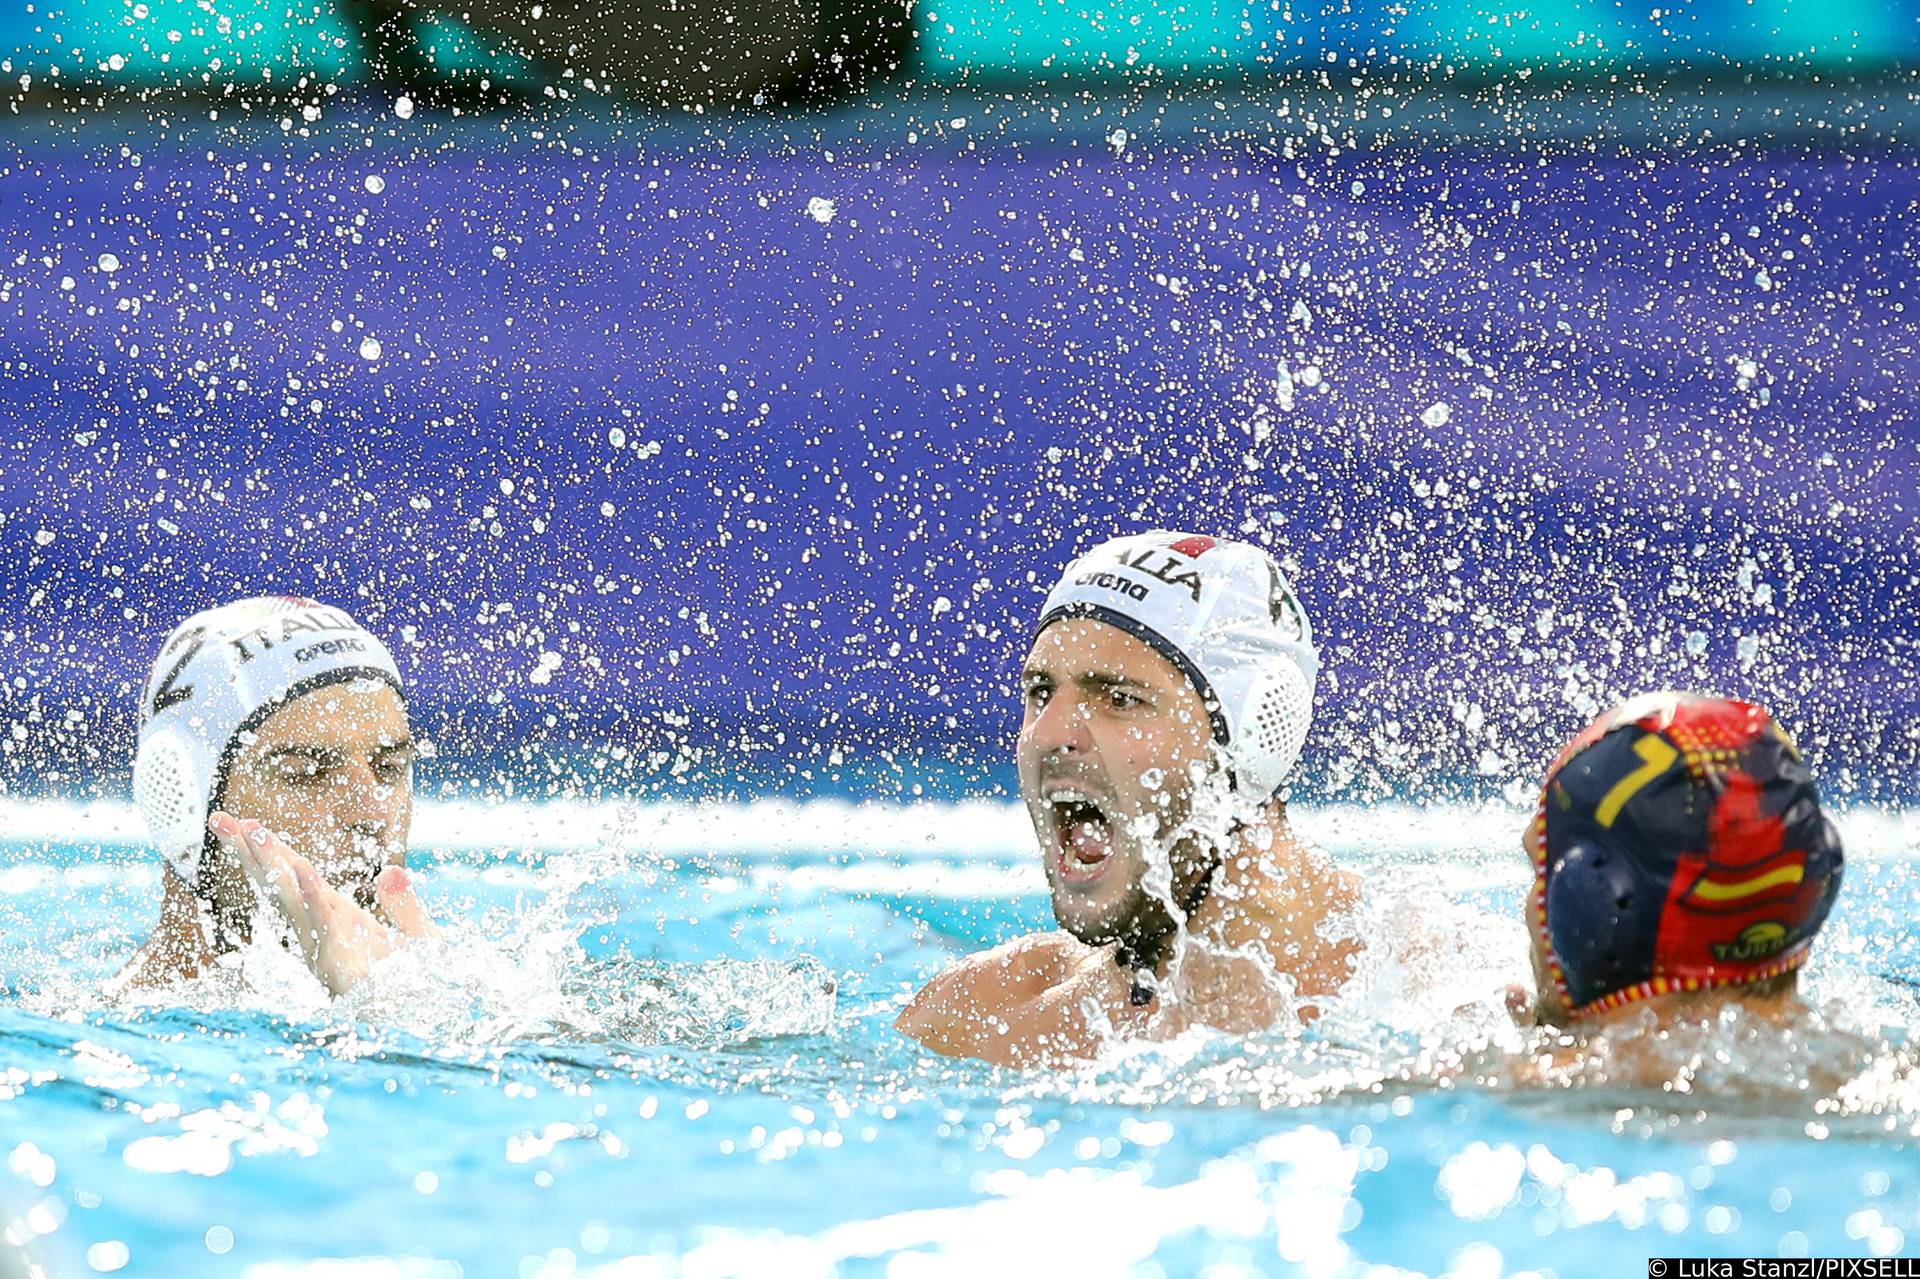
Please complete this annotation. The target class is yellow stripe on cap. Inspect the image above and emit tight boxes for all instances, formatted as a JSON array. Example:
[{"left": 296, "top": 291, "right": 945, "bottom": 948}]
[{"left": 1686, "top": 863, "right": 1805, "bottom": 903}]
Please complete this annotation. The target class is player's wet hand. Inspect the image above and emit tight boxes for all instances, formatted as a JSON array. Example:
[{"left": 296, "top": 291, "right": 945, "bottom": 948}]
[
  {"left": 1504, "top": 981, "right": 1535, "bottom": 1026},
  {"left": 210, "top": 809, "right": 417, "bottom": 996},
  {"left": 373, "top": 866, "right": 441, "bottom": 941}
]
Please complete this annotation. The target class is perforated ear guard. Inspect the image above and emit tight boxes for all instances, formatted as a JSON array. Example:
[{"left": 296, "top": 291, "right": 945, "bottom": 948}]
[
  {"left": 1542, "top": 834, "right": 1663, "bottom": 1009},
  {"left": 1226, "top": 660, "right": 1313, "bottom": 801},
  {"left": 132, "top": 728, "right": 208, "bottom": 884}
]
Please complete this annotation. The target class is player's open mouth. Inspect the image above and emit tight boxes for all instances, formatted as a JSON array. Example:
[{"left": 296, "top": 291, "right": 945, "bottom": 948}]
[
  {"left": 335, "top": 840, "right": 393, "bottom": 909},
  {"left": 340, "top": 863, "right": 384, "bottom": 909},
  {"left": 1046, "top": 787, "right": 1116, "bottom": 884}
]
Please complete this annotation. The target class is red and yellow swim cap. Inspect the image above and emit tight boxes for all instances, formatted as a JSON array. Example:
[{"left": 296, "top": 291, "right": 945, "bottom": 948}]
[{"left": 1530, "top": 692, "right": 1844, "bottom": 1019}]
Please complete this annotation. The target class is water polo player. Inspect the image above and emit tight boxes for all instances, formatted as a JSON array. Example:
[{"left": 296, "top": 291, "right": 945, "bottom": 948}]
[
  {"left": 1520, "top": 692, "right": 1844, "bottom": 1028},
  {"left": 897, "top": 531, "right": 1364, "bottom": 1067},
  {"left": 114, "top": 597, "right": 438, "bottom": 994}
]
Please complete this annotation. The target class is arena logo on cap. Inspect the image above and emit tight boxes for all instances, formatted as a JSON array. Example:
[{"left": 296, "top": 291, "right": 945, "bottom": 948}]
[
  {"left": 1072, "top": 569, "right": 1151, "bottom": 602},
  {"left": 294, "top": 636, "right": 371, "bottom": 663}
]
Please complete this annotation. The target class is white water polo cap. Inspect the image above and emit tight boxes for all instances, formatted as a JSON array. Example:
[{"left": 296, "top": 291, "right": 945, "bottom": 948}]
[
  {"left": 132, "top": 596, "right": 404, "bottom": 884},
  {"left": 1036, "top": 532, "right": 1320, "bottom": 800}
]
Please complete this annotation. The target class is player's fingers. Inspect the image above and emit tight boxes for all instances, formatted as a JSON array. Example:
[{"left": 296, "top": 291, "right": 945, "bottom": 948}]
[
  {"left": 1504, "top": 982, "right": 1534, "bottom": 1024},
  {"left": 374, "top": 867, "right": 439, "bottom": 940}
]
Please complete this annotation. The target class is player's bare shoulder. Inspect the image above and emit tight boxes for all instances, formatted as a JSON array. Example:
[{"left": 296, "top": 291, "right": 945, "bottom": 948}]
[{"left": 896, "top": 931, "right": 1086, "bottom": 1047}]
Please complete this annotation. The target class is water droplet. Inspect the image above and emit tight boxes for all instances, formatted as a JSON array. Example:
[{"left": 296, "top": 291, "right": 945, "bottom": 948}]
[
  {"left": 1421, "top": 402, "right": 1451, "bottom": 428},
  {"left": 97, "top": 252, "right": 120, "bottom": 273},
  {"left": 364, "top": 174, "right": 386, "bottom": 195},
  {"left": 393, "top": 95, "right": 414, "bottom": 120},
  {"left": 358, "top": 336, "right": 382, "bottom": 361},
  {"left": 86, "top": 1242, "right": 129, "bottom": 1273},
  {"left": 806, "top": 196, "right": 837, "bottom": 225}
]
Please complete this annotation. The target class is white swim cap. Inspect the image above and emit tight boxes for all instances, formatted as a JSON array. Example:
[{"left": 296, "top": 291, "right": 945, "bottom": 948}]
[
  {"left": 132, "top": 596, "right": 404, "bottom": 885},
  {"left": 1036, "top": 531, "right": 1319, "bottom": 800}
]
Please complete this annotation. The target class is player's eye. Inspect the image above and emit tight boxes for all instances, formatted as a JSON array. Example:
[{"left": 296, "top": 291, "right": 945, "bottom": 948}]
[{"left": 270, "top": 757, "right": 324, "bottom": 783}]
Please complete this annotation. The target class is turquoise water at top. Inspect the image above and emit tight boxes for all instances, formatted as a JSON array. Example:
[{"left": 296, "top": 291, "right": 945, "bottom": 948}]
[{"left": 3, "top": 804, "right": 1919, "bottom": 1278}]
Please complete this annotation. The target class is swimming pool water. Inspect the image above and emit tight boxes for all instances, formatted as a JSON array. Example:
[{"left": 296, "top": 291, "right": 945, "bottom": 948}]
[{"left": 3, "top": 800, "right": 1918, "bottom": 1277}]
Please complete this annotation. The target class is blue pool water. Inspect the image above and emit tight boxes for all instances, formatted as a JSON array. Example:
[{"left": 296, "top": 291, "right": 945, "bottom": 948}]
[{"left": 3, "top": 801, "right": 1919, "bottom": 1277}]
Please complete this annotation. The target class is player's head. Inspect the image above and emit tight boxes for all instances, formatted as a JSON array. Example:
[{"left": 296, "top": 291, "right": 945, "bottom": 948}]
[
  {"left": 134, "top": 597, "right": 414, "bottom": 933},
  {"left": 1017, "top": 532, "right": 1318, "bottom": 951},
  {"left": 1525, "top": 692, "right": 1843, "bottom": 1024}
]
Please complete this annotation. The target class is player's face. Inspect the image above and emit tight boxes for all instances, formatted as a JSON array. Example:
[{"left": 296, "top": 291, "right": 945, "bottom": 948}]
[
  {"left": 204, "top": 681, "right": 414, "bottom": 917},
  {"left": 1017, "top": 619, "right": 1221, "bottom": 948}
]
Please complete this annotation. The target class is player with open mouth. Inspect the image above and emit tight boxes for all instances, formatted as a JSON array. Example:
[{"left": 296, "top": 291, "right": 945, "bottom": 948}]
[{"left": 897, "top": 531, "right": 1366, "bottom": 1067}]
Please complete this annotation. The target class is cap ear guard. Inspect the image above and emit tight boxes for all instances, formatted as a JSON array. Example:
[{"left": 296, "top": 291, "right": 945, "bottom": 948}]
[
  {"left": 1543, "top": 836, "right": 1663, "bottom": 1009},
  {"left": 132, "top": 728, "right": 207, "bottom": 884},
  {"left": 1802, "top": 815, "right": 1846, "bottom": 938},
  {"left": 1226, "top": 659, "right": 1313, "bottom": 801}
]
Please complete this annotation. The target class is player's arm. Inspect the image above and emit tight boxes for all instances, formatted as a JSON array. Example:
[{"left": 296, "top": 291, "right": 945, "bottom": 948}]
[{"left": 895, "top": 932, "right": 1073, "bottom": 1058}]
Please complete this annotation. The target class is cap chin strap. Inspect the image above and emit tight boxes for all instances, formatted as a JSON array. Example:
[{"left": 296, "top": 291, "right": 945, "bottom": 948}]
[
  {"left": 193, "top": 842, "right": 249, "bottom": 957},
  {"left": 1114, "top": 854, "right": 1221, "bottom": 1007}
]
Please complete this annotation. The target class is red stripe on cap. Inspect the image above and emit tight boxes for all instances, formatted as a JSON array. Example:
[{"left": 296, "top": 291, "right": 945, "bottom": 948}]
[{"left": 1167, "top": 536, "right": 1217, "bottom": 558}]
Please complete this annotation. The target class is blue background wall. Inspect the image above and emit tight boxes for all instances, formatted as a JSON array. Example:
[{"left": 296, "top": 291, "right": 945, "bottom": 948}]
[{"left": 0, "top": 122, "right": 1914, "bottom": 803}]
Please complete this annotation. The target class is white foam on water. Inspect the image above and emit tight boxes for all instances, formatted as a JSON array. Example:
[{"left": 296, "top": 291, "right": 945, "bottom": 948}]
[
  {"left": 584, "top": 1119, "right": 1709, "bottom": 1277},
  {"left": 244, "top": 1262, "right": 460, "bottom": 1279},
  {"left": 5, "top": 800, "right": 1918, "bottom": 1119},
  {"left": 120, "top": 1093, "right": 327, "bottom": 1178},
  {"left": 3, "top": 797, "right": 1912, "bottom": 861},
  {"left": 2, "top": 799, "right": 1914, "bottom": 913},
  {"left": 602, "top": 1137, "right": 1355, "bottom": 1279},
  {"left": 0, "top": 797, "right": 1029, "bottom": 858},
  {"left": 744, "top": 862, "right": 1042, "bottom": 898}
]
